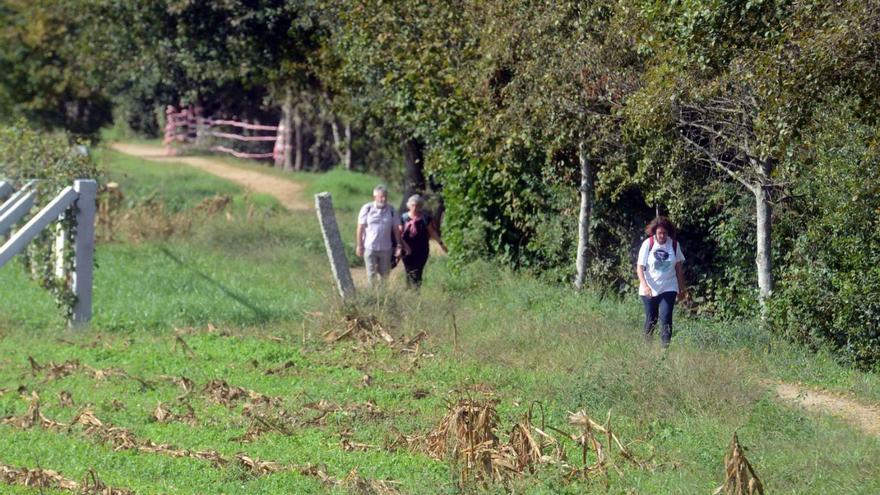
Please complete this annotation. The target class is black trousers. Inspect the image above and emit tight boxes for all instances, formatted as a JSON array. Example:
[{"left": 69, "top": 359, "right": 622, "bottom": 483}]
[
  {"left": 641, "top": 291, "right": 677, "bottom": 346},
  {"left": 403, "top": 258, "right": 427, "bottom": 288}
]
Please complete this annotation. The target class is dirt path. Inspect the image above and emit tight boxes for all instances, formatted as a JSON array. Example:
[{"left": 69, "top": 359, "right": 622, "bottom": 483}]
[
  {"left": 774, "top": 382, "right": 880, "bottom": 437},
  {"left": 110, "top": 143, "right": 311, "bottom": 212},
  {"left": 110, "top": 142, "right": 375, "bottom": 286}
]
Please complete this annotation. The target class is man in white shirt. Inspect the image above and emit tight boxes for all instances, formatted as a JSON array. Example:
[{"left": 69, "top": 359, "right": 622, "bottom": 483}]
[{"left": 356, "top": 185, "right": 406, "bottom": 287}]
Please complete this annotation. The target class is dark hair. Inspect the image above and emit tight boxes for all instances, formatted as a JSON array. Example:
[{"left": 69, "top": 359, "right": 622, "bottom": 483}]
[{"left": 645, "top": 216, "right": 677, "bottom": 238}]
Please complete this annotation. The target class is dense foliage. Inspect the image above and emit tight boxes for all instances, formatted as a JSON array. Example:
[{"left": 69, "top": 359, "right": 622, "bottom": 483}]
[{"left": 1, "top": 0, "right": 879, "bottom": 368}]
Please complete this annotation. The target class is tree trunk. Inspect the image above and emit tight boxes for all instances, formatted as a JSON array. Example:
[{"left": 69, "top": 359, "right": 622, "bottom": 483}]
[
  {"left": 399, "top": 137, "right": 426, "bottom": 212},
  {"left": 311, "top": 122, "right": 325, "bottom": 171},
  {"left": 293, "top": 105, "right": 303, "bottom": 171},
  {"left": 344, "top": 122, "right": 352, "bottom": 170},
  {"left": 754, "top": 184, "right": 774, "bottom": 302},
  {"left": 330, "top": 119, "right": 353, "bottom": 170},
  {"left": 574, "top": 140, "right": 593, "bottom": 291},
  {"left": 277, "top": 89, "right": 294, "bottom": 170}
]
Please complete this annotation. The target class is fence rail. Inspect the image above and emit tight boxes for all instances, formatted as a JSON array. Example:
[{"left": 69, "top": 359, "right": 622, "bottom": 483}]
[
  {"left": 163, "top": 106, "right": 282, "bottom": 163},
  {"left": 0, "top": 179, "right": 96, "bottom": 326}
]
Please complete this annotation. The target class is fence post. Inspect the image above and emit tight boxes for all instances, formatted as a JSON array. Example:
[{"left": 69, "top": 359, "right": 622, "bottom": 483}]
[
  {"left": 315, "top": 192, "right": 355, "bottom": 300},
  {"left": 71, "top": 179, "right": 97, "bottom": 327},
  {"left": 0, "top": 181, "right": 12, "bottom": 201}
]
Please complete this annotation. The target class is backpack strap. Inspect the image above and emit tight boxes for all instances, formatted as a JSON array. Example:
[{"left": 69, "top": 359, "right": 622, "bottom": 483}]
[
  {"left": 366, "top": 203, "right": 395, "bottom": 220},
  {"left": 648, "top": 236, "right": 678, "bottom": 256}
]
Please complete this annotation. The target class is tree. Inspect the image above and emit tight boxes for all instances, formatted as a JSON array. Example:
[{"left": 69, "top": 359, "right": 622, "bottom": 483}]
[{"left": 0, "top": 1, "right": 111, "bottom": 136}]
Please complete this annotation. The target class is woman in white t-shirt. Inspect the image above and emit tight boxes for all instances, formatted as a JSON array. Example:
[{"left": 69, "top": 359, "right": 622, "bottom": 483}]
[{"left": 636, "top": 216, "right": 687, "bottom": 347}]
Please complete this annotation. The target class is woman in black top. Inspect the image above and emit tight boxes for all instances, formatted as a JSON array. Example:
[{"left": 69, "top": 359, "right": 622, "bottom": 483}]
[{"left": 399, "top": 194, "right": 447, "bottom": 288}]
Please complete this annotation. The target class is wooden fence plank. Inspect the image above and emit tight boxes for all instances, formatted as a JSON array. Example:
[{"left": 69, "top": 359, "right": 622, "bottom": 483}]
[
  {"left": 0, "top": 187, "right": 76, "bottom": 268},
  {"left": 0, "top": 191, "right": 35, "bottom": 236}
]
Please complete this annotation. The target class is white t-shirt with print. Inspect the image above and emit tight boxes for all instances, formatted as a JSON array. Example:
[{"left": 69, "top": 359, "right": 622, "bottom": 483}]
[{"left": 637, "top": 237, "right": 685, "bottom": 297}]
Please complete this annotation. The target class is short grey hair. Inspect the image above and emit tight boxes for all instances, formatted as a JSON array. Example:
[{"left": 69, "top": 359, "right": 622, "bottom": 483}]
[
  {"left": 373, "top": 185, "right": 388, "bottom": 196},
  {"left": 406, "top": 194, "right": 424, "bottom": 208}
]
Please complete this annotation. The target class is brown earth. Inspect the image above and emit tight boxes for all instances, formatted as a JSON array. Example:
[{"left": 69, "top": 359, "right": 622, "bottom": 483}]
[
  {"left": 774, "top": 382, "right": 880, "bottom": 437},
  {"left": 110, "top": 143, "right": 310, "bottom": 211}
]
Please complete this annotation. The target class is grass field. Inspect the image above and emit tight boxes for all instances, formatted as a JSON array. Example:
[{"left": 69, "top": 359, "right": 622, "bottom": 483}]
[{"left": 0, "top": 147, "right": 878, "bottom": 494}]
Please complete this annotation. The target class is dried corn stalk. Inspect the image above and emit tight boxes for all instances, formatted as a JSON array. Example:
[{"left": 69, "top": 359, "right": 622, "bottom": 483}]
[
  {"left": 425, "top": 398, "right": 522, "bottom": 485},
  {"left": 204, "top": 379, "right": 282, "bottom": 407},
  {"left": 323, "top": 314, "right": 396, "bottom": 347},
  {"left": 0, "top": 463, "right": 132, "bottom": 494},
  {"left": 1, "top": 394, "right": 64, "bottom": 430},
  {"left": 713, "top": 432, "right": 764, "bottom": 495}
]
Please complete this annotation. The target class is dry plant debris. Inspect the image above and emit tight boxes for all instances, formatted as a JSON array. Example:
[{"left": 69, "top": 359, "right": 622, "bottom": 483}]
[
  {"left": 118, "top": 199, "right": 193, "bottom": 242},
  {"left": 424, "top": 398, "right": 515, "bottom": 484},
  {"left": 340, "top": 430, "right": 379, "bottom": 452},
  {"left": 713, "top": 432, "right": 764, "bottom": 495},
  {"left": 161, "top": 375, "right": 195, "bottom": 399},
  {"left": 204, "top": 379, "right": 282, "bottom": 408},
  {"left": 67, "top": 409, "right": 280, "bottom": 475},
  {"left": 234, "top": 454, "right": 283, "bottom": 476},
  {"left": 172, "top": 335, "right": 196, "bottom": 357},
  {"left": 152, "top": 401, "right": 197, "bottom": 426},
  {"left": 233, "top": 408, "right": 295, "bottom": 443},
  {"left": 195, "top": 194, "right": 232, "bottom": 215},
  {"left": 562, "top": 409, "right": 642, "bottom": 480},
  {"left": 59, "top": 390, "right": 75, "bottom": 407},
  {"left": 0, "top": 464, "right": 132, "bottom": 494},
  {"left": 420, "top": 399, "right": 647, "bottom": 489},
  {"left": 28, "top": 356, "right": 127, "bottom": 382},
  {"left": 296, "top": 465, "right": 400, "bottom": 494},
  {"left": 342, "top": 469, "right": 402, "bottom": 495},
  {"left": 264, "top": 360, "right": 296, "bottom": 376},
  {"left": 301, "top": 399, "right": 384, "bottom": 426},
  {"left": 323, "top": 314, "right": 396, "bottom": 346},
  {"left": 1, "top": 393, "right": 64, "bottom": 429}
]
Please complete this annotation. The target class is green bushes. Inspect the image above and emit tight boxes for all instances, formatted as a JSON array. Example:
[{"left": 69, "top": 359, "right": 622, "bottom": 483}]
[
  {"left": 0, "top": 121, "right": 100, "bottom": 316},
  {"left": 768, "top": 111, "right": 880, "bottom": 370}
]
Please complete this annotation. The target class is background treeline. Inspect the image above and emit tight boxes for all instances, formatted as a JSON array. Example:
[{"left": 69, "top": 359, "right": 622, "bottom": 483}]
[{"left": 1, "top": 0, "right": 878, "bottom": 369}]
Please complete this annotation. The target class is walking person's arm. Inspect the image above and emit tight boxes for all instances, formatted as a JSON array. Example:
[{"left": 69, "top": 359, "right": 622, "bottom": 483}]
[
  {"left": 428, "top": 224, "right": 447, "bottom": 253},
  {"left": 356, "top": 223, "right": 365, "bottom": 258},
  {"left": 396, "top": 228, "right": 410, "bottom": 256},
  {"left": 636, "top": 265, "right": 651, "bottom": 297},
  {"left": 675, "top": 262, "right": 687, "bottom": 302},
  {"left": 394, "top": 213, "right": 410, "bottom": 256}
]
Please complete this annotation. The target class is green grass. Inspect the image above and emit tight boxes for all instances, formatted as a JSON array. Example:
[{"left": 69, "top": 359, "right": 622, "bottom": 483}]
[{"left": 0, "top": 145, "right": 877, "bottom": 494}]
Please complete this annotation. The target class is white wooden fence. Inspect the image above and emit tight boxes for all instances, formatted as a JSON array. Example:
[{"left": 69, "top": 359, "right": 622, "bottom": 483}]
[{"left": 0, "top": 179, "right": 97, "bottom": 326}]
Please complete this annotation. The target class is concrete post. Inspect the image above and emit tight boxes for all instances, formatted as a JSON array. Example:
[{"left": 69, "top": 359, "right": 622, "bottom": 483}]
[
  {"left": 72, "top": 180, "right": 97, "bottom": 327},
  {"left": 315, "top": 192, "right": 355, "bottom": 300}
]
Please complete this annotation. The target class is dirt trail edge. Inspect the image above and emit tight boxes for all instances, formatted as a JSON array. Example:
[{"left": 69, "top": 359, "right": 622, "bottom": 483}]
[
  {"left": 773, "top": 382, "right": 880, "bottom": 437},
  {"left": 111, "top": 143, "right": 310, "bottom": 211}
]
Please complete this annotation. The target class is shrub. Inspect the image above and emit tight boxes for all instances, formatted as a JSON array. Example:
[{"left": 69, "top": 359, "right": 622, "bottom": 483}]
[{"left": 0, "top": 120, "right": 100, "bottom": 317}]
